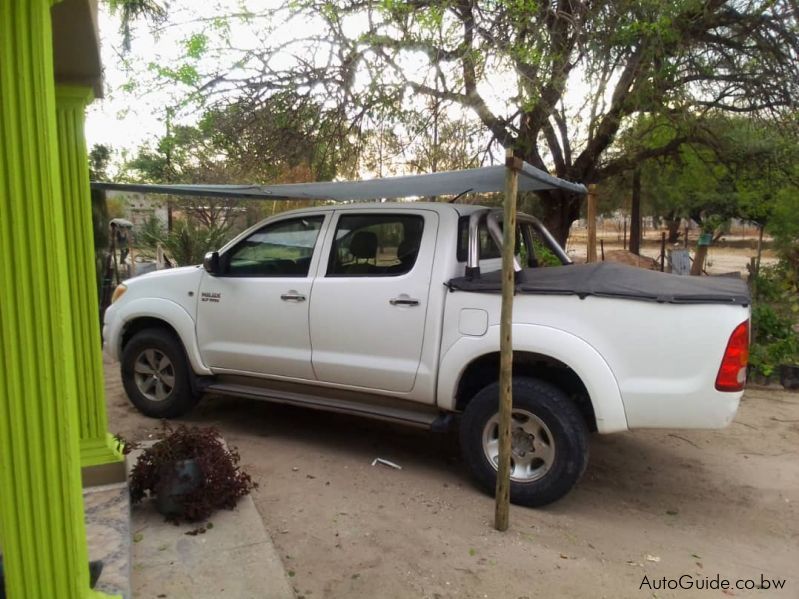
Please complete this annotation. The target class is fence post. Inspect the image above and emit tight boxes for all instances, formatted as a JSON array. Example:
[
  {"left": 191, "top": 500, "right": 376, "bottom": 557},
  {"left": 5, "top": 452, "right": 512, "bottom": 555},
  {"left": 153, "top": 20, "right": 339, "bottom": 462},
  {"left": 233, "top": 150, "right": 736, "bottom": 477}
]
[{"left": 586, "top": 184, "right": 597, "bottom": 263}]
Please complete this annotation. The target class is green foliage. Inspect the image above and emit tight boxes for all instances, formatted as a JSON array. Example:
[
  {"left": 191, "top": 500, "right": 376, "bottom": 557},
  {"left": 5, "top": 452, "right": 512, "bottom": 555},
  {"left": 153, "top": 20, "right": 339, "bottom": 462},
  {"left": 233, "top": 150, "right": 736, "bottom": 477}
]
[
  {"left": 125, "top": 92, "right": 356, "bottom": 187},
  {"left": 137, "top": 217, "right": 232, "bottom": 266},
  {"left": 768, "top": 190, "right": 799, "bottom": 267},
  {"left": 104, "top": 0, "right": 799, "bottom": 243},
  {"left": 89, "top": 144, "right": 112, "bottom": 181},
  {"left": 184, "top": 33, "right": 208, "bottom": 59},
  {"left": 750, "top": 263, "right": 799, "bottom": 376},
  {"left": 604, "top": 114, "right": 799, "bottom": 235},
  {"left": 531, "top": 237, "right": 561, "bottom": 267}
]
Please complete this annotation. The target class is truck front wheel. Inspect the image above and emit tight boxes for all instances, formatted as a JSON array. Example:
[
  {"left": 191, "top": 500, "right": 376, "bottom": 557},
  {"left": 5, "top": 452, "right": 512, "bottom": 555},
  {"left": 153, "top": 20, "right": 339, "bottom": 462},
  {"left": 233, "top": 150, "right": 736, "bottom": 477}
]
[
  {"left": 121, "top": 328, "right": 199, "bottom": 418},
  {"left": 459, "top": 377, "right": 588, "bottom": 507}
]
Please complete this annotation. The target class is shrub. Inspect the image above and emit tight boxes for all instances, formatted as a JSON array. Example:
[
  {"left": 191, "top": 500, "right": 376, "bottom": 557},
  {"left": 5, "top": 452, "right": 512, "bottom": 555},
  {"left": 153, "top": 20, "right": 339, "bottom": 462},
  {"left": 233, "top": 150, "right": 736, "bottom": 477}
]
[
  {"left": 750, "top": 263, "right": 799, "bottom": 376},
  {"left": 136, "top": 216, "right": 232, "bottom": 266}
]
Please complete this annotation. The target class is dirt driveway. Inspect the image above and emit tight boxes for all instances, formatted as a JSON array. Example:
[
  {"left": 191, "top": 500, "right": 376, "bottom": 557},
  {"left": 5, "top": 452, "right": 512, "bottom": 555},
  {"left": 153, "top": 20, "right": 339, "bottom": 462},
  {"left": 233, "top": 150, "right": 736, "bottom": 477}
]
[{"left": 106, "top": 361, "right": 799, "bottom": 599}]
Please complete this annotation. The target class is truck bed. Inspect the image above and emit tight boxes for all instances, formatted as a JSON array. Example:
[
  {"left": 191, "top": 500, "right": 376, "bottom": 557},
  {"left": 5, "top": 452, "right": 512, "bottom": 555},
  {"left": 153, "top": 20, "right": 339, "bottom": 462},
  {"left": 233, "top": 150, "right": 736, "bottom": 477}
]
[{"left": 447, "top": 262, "right": 750, "bottom": 306}]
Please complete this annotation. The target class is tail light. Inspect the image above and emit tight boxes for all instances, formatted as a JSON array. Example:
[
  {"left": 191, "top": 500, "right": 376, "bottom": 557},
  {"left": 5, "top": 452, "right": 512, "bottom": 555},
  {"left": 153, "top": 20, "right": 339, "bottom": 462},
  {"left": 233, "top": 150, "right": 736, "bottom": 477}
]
[{"left": 715, "top": 320, "right": 750, "bottom": 392}]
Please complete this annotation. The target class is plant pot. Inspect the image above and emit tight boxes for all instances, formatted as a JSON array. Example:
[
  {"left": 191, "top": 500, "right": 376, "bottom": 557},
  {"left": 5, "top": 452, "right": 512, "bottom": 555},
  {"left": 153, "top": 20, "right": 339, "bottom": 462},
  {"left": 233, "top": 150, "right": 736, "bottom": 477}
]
[
  {"left": 154, "top": 459, "right": 202, "bottom": 518},
  {"left": 780, "top": 364, "right": 799, "bottom": 390}
]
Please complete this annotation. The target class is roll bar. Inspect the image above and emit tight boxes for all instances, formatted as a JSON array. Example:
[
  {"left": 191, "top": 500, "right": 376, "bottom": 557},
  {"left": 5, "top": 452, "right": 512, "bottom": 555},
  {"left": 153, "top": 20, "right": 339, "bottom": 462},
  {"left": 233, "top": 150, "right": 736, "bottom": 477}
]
[{"left": 465, "top": 209, "right": 572, "bottom": 277}]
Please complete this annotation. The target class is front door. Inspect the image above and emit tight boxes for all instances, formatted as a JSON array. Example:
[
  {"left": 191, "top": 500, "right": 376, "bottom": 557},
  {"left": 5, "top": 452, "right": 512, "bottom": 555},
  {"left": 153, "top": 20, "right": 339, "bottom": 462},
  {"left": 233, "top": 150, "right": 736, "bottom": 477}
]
[
  {"left": 196, "top": 214, "right": 328, "bottom": 380},
  {"left": 309, "top": 210, "right": 438, "bottom": 393}
]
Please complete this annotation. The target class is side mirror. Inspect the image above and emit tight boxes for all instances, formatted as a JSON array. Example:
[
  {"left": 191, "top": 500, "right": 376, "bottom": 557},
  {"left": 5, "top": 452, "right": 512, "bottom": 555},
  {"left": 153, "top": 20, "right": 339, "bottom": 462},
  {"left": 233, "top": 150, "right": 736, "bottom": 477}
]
[{"left": 203, "top": 251, "right": 220, "bottom": 275}]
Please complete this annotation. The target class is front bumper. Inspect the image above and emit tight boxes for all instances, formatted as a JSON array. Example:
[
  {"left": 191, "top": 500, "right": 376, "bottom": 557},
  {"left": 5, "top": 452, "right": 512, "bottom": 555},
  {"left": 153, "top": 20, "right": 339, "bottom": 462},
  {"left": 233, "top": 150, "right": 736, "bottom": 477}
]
[{"left": 102, "top": 305, "right": 121, "bottom": 363}]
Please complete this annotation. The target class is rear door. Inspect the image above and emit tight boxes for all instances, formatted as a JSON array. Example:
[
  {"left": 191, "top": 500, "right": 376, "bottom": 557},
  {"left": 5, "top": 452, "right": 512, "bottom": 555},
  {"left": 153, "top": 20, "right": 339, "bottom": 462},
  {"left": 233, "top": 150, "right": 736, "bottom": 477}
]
[
  {"left": 196, "top": 213, "right": 328, "bottom": 379},
  {"left": 309, "top": 209, "right": 438, "bottom": 393}
]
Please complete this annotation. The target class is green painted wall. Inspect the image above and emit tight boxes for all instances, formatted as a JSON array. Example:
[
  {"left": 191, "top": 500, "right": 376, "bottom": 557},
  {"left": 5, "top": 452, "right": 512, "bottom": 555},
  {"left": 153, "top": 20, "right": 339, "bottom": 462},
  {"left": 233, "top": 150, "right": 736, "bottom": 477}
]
[{"left": 0, "top": 1, "right": 115, "bottom": 597}]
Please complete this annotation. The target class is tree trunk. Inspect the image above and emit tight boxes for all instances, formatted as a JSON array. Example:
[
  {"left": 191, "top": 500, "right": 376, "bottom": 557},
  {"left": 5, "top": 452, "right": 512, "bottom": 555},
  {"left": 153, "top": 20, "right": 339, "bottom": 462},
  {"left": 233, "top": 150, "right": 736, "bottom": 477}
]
[
  {"left": 538, "top": 188, "right": 582, "bottom": 248},
  {"left": 665, "top": 213, "right": 681, "bottom": 244}
]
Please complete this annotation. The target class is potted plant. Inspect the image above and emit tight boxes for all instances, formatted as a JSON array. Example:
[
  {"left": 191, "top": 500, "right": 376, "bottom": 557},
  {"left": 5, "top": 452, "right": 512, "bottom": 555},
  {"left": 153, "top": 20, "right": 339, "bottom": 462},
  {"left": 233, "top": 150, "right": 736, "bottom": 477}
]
[{"left": 129, "top": 425, "right": 256, "bottom": 522}]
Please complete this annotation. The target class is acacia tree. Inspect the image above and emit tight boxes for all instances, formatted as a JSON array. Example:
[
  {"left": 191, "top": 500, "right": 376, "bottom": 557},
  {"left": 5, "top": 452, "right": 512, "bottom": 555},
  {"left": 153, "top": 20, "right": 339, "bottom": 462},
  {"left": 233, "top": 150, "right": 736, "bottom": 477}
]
[
  {"left": 603, "top": 113, "right": 799, "bottom": 249},
  {"left": 124, "top": 91, "right": 357, "bottom": 227},
  {"left": 191, "top": 0, "right": 797, "bottom": 243}
]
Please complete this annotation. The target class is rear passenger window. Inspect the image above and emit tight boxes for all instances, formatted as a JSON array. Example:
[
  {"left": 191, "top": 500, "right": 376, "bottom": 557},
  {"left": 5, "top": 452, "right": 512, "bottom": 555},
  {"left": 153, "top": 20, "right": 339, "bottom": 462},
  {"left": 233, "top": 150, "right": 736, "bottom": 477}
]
[{"left": 327, "top": 214, "right": 424, "bottom": 277}]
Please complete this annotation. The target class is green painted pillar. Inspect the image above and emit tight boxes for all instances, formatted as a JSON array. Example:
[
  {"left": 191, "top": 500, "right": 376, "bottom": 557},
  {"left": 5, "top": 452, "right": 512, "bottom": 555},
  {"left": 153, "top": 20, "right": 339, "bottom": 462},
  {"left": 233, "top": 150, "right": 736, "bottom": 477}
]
[
  {"left": 0, "top": 1, "right": 113, "bottom": 597},
  {"left": 55, "top": 85, "right": 124, "bottom": 471}
]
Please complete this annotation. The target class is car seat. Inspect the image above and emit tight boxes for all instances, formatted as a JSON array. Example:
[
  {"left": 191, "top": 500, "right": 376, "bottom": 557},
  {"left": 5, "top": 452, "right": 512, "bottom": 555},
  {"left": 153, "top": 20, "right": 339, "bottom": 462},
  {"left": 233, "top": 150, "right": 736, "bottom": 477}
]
[{"left": 345, "top": 230, "right": 378, "bottom": 274}]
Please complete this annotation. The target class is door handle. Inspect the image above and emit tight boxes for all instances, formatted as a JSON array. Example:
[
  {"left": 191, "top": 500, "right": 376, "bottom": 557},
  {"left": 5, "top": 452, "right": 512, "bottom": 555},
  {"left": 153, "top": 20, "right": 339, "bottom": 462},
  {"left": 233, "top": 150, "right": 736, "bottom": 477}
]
[
  {"left": 389, "top": 296, "right": 420, "bottom": 307},
  {"left": 281, "top": 291, "right": 306, "bottom": 302}
]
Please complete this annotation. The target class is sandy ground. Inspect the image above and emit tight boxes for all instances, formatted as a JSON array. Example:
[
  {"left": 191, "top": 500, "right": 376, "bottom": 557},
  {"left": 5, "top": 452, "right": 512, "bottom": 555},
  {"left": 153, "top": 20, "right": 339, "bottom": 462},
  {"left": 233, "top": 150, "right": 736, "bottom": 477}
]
[{"left": 106, "top": 360, "right": 799, "bottom": 599}]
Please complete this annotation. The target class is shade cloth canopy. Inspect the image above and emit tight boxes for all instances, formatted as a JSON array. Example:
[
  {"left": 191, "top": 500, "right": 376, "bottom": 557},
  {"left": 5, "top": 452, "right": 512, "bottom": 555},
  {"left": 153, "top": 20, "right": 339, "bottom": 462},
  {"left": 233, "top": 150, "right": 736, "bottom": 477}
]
[{"left": 91, "top": 162, "right": 587, "bottom": 200}]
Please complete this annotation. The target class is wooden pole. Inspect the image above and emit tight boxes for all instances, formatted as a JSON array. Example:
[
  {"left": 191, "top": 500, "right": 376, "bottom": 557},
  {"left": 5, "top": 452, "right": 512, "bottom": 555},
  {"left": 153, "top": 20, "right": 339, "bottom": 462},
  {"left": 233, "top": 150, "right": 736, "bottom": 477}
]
[
  {"left": 630, "top": 169, "right": 641, "bottom": 255},
  {"left": 495, "top": 149, "right": 520, "bottom": 532},
  {"left": 586, "top": 184, "right": 597, "bottom": 263},
  {"left": 623, "top": 218, "right": 627, "bottom": 250},
  {"left": 660, "top": 231, "right": 666, "bottom": 272},
  {"left": 690, "top": 244, "right": 708, "bottom": 275}
]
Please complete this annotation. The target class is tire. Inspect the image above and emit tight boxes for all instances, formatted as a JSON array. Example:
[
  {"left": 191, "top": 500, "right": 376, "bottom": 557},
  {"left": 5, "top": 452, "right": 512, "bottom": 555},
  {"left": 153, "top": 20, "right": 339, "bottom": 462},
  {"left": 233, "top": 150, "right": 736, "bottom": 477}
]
[
  {"left": 459, "top": 377, "right": 588, "bottom": 507},
  {"left": 121, "top": 328, "right": 199, "bottom": 418}
]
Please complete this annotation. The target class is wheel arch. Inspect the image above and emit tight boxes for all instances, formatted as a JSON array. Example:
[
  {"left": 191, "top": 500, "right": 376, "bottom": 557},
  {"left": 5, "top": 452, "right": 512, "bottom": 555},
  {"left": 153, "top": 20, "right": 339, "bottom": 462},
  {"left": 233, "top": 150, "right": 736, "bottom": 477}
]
[
  {"left": 116, "top": 298, "right": 212, "bottom": 376},
  {"left": 438, "top": 324, "right": 628, "bottom": 433},
  {"left": 455, "top": 351, "right": 598, "bottom": 431}
]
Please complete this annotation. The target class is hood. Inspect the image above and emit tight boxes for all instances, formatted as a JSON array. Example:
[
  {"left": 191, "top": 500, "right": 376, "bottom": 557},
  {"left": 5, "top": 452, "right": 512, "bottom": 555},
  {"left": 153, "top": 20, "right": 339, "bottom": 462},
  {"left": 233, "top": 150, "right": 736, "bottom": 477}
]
[{"left": 126, "top": 265, "right": 203, "bottom": 284}]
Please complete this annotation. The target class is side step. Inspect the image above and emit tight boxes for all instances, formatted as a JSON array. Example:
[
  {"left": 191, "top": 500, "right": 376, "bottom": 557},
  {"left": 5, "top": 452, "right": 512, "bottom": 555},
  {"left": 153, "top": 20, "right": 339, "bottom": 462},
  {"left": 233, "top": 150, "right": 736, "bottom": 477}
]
[{"left": 205, "top": 382, "right": 441, "bottom": 429}]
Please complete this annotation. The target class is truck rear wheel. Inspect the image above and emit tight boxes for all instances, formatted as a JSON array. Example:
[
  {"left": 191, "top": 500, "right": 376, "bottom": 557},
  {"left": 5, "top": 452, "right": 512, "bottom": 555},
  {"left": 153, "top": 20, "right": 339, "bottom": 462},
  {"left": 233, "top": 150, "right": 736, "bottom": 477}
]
[
  {"left": 459, "top": 377, "right": 588, "bottom": 507},
  {"left": 121, "top": 328, "right": 199, "bottom": 418}
]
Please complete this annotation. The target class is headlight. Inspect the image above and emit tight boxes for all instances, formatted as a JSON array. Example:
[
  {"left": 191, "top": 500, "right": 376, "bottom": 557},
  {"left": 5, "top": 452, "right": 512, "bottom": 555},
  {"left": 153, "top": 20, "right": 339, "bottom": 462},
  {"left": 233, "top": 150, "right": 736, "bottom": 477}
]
[{"left": 111, "top": 283, "right": 127, "bottom": 304}]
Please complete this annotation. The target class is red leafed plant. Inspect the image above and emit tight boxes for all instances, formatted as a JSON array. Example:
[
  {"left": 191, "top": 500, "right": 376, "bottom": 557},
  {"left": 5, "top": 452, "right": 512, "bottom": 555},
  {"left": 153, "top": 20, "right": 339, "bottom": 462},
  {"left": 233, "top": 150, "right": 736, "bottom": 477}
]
[{"left": 129, "top": 424, "right": 256, "bottom": 523}]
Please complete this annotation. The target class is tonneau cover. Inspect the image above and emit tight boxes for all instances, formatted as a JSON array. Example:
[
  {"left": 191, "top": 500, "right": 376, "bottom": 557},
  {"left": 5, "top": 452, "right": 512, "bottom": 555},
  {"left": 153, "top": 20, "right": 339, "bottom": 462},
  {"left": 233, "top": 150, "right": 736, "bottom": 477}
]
[{"left": 448, "top": 262, "right": 750, "bottom": 306}]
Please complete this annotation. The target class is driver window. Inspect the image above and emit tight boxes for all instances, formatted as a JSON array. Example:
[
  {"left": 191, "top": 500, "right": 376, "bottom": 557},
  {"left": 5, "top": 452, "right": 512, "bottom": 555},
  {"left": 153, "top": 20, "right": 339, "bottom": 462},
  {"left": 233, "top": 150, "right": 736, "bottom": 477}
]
[{"left": 226, "top": 216, "right": 324, "bottom": 277}]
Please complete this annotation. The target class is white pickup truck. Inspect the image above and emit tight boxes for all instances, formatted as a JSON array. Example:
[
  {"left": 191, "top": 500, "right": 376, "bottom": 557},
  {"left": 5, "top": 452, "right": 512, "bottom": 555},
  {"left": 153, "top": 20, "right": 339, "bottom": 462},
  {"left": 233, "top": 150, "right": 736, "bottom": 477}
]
[{"left": 104, "top": 202, "right": 751, "bottom": 505}]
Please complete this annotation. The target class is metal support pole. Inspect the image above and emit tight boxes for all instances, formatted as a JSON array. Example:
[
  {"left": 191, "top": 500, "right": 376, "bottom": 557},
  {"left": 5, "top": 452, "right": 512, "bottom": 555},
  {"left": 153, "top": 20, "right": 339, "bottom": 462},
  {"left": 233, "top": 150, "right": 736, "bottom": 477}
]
[{"left": 495, "top": 149, "right": 520, "bottom": 532}]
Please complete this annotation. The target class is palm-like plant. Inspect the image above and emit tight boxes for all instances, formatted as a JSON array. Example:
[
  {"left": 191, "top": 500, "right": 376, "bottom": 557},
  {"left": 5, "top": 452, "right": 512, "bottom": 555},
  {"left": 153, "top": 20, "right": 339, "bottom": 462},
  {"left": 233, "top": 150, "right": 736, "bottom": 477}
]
[{"left": 137, "top": 216, "right": 231, "bottom": 267}]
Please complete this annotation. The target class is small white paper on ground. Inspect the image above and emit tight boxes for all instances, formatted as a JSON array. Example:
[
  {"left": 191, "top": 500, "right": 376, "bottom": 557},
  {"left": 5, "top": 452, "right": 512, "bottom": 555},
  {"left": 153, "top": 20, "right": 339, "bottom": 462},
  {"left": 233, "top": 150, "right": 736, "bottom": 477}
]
[{"left": 371, "top": 458, "right": 402, "bottom": 470}]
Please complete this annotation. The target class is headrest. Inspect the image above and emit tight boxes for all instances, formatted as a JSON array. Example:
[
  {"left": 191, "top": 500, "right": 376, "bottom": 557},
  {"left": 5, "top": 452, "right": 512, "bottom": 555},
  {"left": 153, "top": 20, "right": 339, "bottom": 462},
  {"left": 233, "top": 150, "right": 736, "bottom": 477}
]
[
  {"left": 397, "top": 239, "right": 419, "bottom": 262},
  {"left": 350, "top": 231, "right": 378, "bottom": 259}
]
